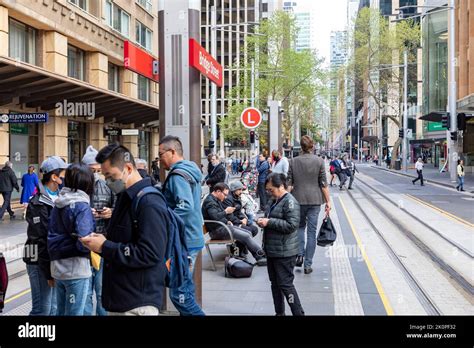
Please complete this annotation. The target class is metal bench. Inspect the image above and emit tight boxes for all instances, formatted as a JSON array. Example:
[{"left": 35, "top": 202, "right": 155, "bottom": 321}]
[{"left": 203, "top": 220, "right": 235, "bottom": 271}]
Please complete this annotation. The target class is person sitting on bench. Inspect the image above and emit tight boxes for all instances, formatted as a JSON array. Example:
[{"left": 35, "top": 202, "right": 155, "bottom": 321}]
[{"left": 202, "top": 182, "right": 267, "bottom": 266}]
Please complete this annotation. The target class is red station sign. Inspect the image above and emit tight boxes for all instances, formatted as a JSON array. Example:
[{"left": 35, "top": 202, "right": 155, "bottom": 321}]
[
  {"left": 124, "top": 41, "right": 159, "bottom": 82},
  {"left": 240, "top": 107, "right": 263, "bottom": 129},
  {"left": 189, "top": 38, "right": 223, "bottom": 87}
]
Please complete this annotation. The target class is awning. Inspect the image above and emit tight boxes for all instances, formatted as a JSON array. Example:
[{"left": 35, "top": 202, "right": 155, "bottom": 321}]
[
  {"left": 0, "top": 56, "right": 159, "bottom": 125},
  {"left": 361, "top": 135, "right": 378, "bottom": 142}
]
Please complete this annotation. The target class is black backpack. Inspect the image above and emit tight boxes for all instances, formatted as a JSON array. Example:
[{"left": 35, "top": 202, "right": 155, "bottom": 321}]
[{"left": 224, "top": 256, "right": 254, "bottom": 278}]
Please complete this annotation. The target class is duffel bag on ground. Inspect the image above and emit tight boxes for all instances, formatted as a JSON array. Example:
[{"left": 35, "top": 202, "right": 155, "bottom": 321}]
[{"left": 224, "top": 256, "right": 254, "bottom": 278}]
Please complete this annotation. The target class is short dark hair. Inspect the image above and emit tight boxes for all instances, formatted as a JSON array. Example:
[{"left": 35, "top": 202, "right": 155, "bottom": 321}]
[
  {"left": 41, "top": 168, "right": 63, "bottom": 185},
  {"left": 159, "top": 135, "right": 183, "bottom": 156},
  {"left": 213, "top": 182, "right": 229, "bottom": 192},
  {"left": 265, "top": 173, "right": 288, "bottom": 190},
  {"left": 64, "top": 163, "right": 94, "bottom": 196},
  {"left": 300, "top": 135, "right": 314, "bottom": 153},
  {"left": 96, "top": 143, "right": 135, "bottom": 170}
]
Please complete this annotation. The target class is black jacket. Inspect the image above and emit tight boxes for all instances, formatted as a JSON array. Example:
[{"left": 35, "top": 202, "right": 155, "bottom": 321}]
[
  {"left": 223, "top": 193, "right": 246, "bottom": 224},
  {"left": 206, "top": 163, "right": 226, "bottom": 189},
  {"left": 263, "top": 192, "right": 300, "bottom": 258},
  {"left": 23, "top": 184, "right": 55, "bottom": 280},
  {"left": 138, "top": 168, "right": 157, "bottom": 186},
  {"left": 202, "top": 194, "right": 235, "bottom": 232},
  {"left": 0, "top": 166, "right": 19, "bottom": 193},
  {"left": 100, "top": 178, "right": 169, "bottom": 313}
]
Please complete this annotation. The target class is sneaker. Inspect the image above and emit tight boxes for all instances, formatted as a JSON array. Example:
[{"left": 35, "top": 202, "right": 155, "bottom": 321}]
[
  {"left": 456, "top": 186, "right": 459, "bottom": 191},
  {"left": 295, "top": 255, "right": 304, "bottom": 267},
  {"left": 348, "top": 187, "right": 353, "bottom": 190},
  {"left": 10, "top": 214, "right": 16, "bottom": 220},
  {"left": 412, "top": 181, "right": 415, "bottom": 185},
  {"left": 256, "top": 257, "right": 267, "bottom": 266},
  {"left": 460, "top": 189, "right": 465, "bottom": 192},
  {"left": 304, "top": 267, "right": 313, "bottom": 274}
]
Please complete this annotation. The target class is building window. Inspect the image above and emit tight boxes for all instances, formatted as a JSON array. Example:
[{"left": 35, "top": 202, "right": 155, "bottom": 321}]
[
  {"left": 137, "top": 75, "right": 150, "bottom": 102},
  {"left": 68, "top": 0, "right": 87, "bottom": 11},
  {"left": 8, "top": 19, "right": 36, "bottom": 64},
  {"left": 68, "top": 121, "right": 87, "bottom": 163},
  {"left": 108, "top": 63, "right": 121, "bottom": 92},
  {"left": 68, "top": 45, "right": 86, "bottom": 81},
  {"left": 138, "top": 130, "right": 150, "bottom": 162},
  {"left": 136, "top": 0, "right": 152, "bottom": 12},
  {"left": 105, "top": 0, "right": 130, "bottom": 38},
  {"left": 136, "top": 21, "right": 152, "bottom": 51}
]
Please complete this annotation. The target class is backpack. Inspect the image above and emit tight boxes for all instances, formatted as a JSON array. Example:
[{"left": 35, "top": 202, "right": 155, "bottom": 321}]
[
  {"left": 333, "top": 160, "right": 342, "bottom": 174},
  {"left": 161, "top": 168, "right": 195, "bottom": 194},
  {"left": 131, "top": 186, "right": 190, "bottom": 289},
  {"left": 0, "top": 252, "right": 8, "bottom": 313},
  {"left": 224, "top": 256, "right": 254, "bottom": 278}
]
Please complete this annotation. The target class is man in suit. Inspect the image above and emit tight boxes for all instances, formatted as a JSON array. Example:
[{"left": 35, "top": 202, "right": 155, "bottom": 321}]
[{"left": 287, "top": 136, "right": 331, "bottom": 274}]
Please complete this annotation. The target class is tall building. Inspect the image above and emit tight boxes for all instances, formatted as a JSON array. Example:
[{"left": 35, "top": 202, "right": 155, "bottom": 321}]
[
  {"left": 0, "top": 0, "right": 160, "bottom": 203},
  {"left": 295, "top": 12, "right": 312, "bottom": 52},
  {"left": 200, "top": 0, "right": 261, "bottom": 154}
]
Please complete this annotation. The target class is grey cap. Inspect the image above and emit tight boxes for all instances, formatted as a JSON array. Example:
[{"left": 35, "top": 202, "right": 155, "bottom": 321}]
[
  {"left": 81, "top": 145, "right": 99, "bottom": 166},
  {"left": 40, "top": 156, "right": 68, "bottom": 174},
  {"left": 230, "top": 181, "right": 244, "bottom": 192}
]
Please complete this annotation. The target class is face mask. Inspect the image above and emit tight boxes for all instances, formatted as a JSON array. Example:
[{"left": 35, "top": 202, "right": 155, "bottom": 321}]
[
  {"left": 274, "top": 156, "right": 280, "bottom": 161},
  {"left": 55, "top": 176, "right": 65, "bottom": 191},
  {"left": 106, "top": 169, "right": 129, "bottom": 195},
  {"left": 94, "top": 172, "right": 101, "bottom": 181}
]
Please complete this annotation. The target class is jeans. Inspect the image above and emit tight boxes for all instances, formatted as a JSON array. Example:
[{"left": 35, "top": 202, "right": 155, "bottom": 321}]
[
  {"left": 348, "top": 172, "right": 355, "bottom": 188},
  {"left": 55, "top": 278, "right": 90, "bottom": 316},
  {"left": 413, "top": 170, "right": 424, "bottom": 185},
  {"left": 169, "top": 248, "right": 205, "bottom": 316},
  {"left": 457, "top": 176, "right": 464, "bottom": 190},
  {"left": 337, "top": 172, "right": 347, "bottom": 187},
  {"left": 26, "top": 264, "right": 57, "bottom": 316},
  {"left": 211, "top": 225, "right": 265, "bottom": 259},
  {"left": 298, "top": 205, "right": 321, "bottom": 268},
  {"left": 257, "top": 182, "right": 268, "bottom": 210},
  {"left": 84, "top": 260, "right": 107, "bottom": 316},
  {"left": 0, "top": 191, "right": 14, "bottom": 218},
  {"left": 267, "top": 256, "right": 304, "bottom": 316}
]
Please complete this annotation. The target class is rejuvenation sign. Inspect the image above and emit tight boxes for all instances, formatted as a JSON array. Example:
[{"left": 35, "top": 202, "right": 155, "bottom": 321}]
[{"left": 189, "top": 38, "right": 223, "bottom": 87}]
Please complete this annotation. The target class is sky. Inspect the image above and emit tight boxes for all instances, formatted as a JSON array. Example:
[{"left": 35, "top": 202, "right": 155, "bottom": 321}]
[{"left": 293, "top": 0, "right": 349, "bottom": 67}]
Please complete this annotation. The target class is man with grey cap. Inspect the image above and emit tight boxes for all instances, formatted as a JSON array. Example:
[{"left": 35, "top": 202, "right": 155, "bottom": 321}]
[
  {"left": 0, "top": 161, "right": 19, "bottom": 221},
  {"left": 81, "top": 145, "right": 114, "bottom": 316},
  {"left": 23, "top": 155, "right": 68, "bottom": 315},
  {"left": 223, "top": 181, "right": 259, "bottom": 237}
]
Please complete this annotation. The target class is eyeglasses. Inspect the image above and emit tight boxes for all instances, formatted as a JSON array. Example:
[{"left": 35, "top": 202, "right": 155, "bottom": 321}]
[{"left": 159, "top": 149, "right": 172, "bottom": 158}]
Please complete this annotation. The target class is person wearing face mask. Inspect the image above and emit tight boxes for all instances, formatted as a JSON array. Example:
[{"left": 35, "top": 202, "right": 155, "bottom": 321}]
[
  {"left": 206, "top": 154, "right": 226, "bottom": 192},
  {"left": 23, "top": 156, "right": 68, "bottom": 315},
  {"left": 81, "top": 145, "right": 115, "bottom": 316},
  {"left": 80, "top": 144, "right": 170, "bottom": 316}
]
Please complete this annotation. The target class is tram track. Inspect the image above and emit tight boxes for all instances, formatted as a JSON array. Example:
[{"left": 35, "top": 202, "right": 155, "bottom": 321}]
[{"left": 345, "top": 177, "right": 473, "bottom": 315}]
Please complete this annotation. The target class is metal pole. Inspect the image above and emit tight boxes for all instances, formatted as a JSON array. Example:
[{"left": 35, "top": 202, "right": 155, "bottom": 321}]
[
  {"left": 358, "top": 118, "right": 361, "bottom": 162},
  {"left": 403, "top": 50, "right": 408, "bottom": 172},
  {"left": 378, "top": 89, "right": 382, "bottom": 166},
  {"left": 448, "top": 0, "right": 458, "bottom": 182},
  {"left": 250, "top": 59, "right": 256, "bottom": 155},
  {"left": 211, "top": 5, "right": 217, "bottom": 155}
]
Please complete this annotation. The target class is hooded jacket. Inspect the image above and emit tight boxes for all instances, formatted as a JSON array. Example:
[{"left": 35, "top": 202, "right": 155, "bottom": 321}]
[
  {"left": 162, "top": 160, "right": 204, "bottom": 249},
  {"left": 0, "top": 166, "right": 19, "bottom": 192}
]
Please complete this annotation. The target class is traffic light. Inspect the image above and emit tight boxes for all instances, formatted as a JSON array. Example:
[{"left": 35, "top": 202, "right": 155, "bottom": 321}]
[
  {"left": 441, "top": 113, "right": 449, "bottom": 128},
  {"left": 450, "top": 131, "right": 457, "bottom": 141},
  {"left": 458, "top": 113, "right": 466, "bottom": 131},
  {"left": 249, "top": 131, "right": 255, "bottom": 144},
  {"left": 208, "top": 140, "right": 215, "bottom": 149},
  {"left": 399, "top": 128, "right": 404, "bottom": 138}
]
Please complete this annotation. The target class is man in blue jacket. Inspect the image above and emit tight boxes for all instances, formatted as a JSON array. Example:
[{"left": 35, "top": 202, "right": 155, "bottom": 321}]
[
  {"left": 159, "top": 135, "right": 205, "bottom": 316},
  {"left": 80, "top": 144, "right": 169, "bottom": 316},
  {"left": 256, "top": 154, "right": 270, "bottom": 211}
]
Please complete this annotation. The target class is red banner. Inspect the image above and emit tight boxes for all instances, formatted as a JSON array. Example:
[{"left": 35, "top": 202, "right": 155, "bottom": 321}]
[
  {"left": 124, "top": 41, "right": 159, "bottom": 82},
  {"left": 189, "top": 39, "right": 223, "bottom": 87}
]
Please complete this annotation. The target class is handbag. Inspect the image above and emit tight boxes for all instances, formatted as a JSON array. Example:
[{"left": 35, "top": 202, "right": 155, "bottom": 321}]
[
  {"left": 224, "top": 256, "right": 254, "bottom": 278},
  {"left": 317, "top": 216, "right": 337, "bottom": 247}
]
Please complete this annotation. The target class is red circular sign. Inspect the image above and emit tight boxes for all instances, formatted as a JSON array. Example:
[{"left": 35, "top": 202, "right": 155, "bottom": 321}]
[{"left": 240, "top": 107, "right": 262, "bottom": 129}]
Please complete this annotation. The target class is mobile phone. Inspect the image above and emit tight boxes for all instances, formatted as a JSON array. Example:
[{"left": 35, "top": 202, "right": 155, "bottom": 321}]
[
  {"left": 71, "top": 233, "right": 80, "bottom": 238},
  {"left": 95, "top": 208, "right": 105, "bottom": 213}
]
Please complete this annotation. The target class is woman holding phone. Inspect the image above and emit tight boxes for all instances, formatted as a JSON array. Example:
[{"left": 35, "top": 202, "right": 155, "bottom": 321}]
[
  {"left": 257, "top": 173, "right": 304, "bottom": 316},
  {"left": 47, "top": 163, "right": 95, "bottom": 316}
]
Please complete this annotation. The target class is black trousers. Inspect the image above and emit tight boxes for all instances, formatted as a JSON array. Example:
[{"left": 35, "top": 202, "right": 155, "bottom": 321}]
[
  {"left": 267, "top": 256, "right": 305, "bottom": 316},
  {"left": 257, "top": 182, "right": 268, "bottom": 210},
  {"left": 0, "top": 191, "right": 14, "bottom": 218},
  {"left": 413, "top": 170, "right": 424, "bottom": 185}
]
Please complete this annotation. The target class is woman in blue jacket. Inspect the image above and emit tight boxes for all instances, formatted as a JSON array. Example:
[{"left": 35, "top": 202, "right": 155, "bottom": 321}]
[
  {"left": 20, "top": 165, "right": 39, "bottom": 218},
  {"left": 48, "top": 163, "right": 95, "bottom": 316}
]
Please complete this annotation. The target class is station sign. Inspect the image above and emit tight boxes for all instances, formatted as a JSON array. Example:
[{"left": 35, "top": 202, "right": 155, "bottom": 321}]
[
  {"left": 189, "top": 38, "right": 223, "bottom": 87},
  {"left": 121, "top": 129, "right": 139, "bottom": 136},
  {"left": 124, "top": 41, "right": 159, "bottom": 82},
  {"left": 240, "top": 107, "right": 263, "bottom": 129},
  {"left": 1, "top": 113, "right": 48, "bottom": 124}
]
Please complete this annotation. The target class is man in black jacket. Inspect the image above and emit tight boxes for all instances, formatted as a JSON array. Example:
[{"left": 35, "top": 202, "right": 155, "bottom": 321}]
[
  {"left": 206, "top": 155, "right": 226, "bottom": 192},
  {"left": 0, "top": 161, "right": 19, "bottom": 221},
  {"left": 202, "top": 182, "right": 266, "bottom": 265},
  {"left": 223, "top": 181, "right": 258, "bottom": 237},
  {"left": 80, "top": 144, "right": 169, "bottom": 316}
]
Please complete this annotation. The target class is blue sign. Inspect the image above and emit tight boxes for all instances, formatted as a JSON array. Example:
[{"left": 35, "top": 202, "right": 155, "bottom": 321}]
[{"left": 0, "top": 113, "right": 49, "bottom": 124}]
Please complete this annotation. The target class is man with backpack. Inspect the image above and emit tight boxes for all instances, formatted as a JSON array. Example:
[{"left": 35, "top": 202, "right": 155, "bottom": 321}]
[
  {"left": 80, "top": 144, "right": 170, "bottom": 316},
  {"left": 159, "top": 135, "right": 205, "bottom": 316}
]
